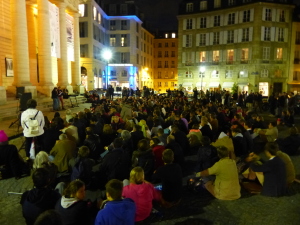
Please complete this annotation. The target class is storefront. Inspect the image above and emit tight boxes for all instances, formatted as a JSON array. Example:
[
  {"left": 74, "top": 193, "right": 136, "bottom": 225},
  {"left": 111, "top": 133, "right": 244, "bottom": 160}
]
[
  {"left": 238, "top": 82, "right": 249, "bottom": 93},
  {"left": 222, "top": 82, "right": 234, "bottom": 91},
  {"left": 259, "top": 82, "right": 269, "bottom": 96}
]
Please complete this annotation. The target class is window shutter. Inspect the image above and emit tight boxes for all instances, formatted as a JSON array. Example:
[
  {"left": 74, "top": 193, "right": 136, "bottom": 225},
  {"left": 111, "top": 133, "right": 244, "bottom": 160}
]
[
  {"left": 206, "top": 33, "right": 210, "bottom": 46},
  {"left": 272, "top": 9, "right": 276, "bottom": 22},
  {"left": 223, "top": 13, "right": 228, "bottom": 26},
  {"left": 276, "top": 9, "right": 280, "bottom": 22},
  {"left": 233, "top": 49, "right": 237, "bottom": 61},
  {"left": 239, "top": 11, "right": 243, "bottom": 23},
  {"left": 285, "top": 28, "right": 288, "bottom": 42},
  {"left": 262, "top": 8, "right": 266, "bottom": 21},
  {"left": 191, "top": 52, "right": 195, "bottom": 63},
  {"left": 283, "top": 48, "right": 287, "bottom": 61},
  {"left": 196, "top": 52, "right": 200, "bottom": 62},
  {"left": 192, "top": 18, "right": 196, "bottom": 29},
  {"left": 182, "top": 52, "right": 186, "bottom": 63},
  {"left": 219, "top": 31, "right": 223, "bottom": 45},
  {"left": 286, "top": 10, "right": 289, "bottom": 23},
  {"left": 271, "top": 27, "right": 275, "bottom": 41},
  {"left": 238, "top": 29, "right": 242, "bottom": 42},
  {"left": 275, "top": 27, "right": 279, "bottom": 42},
  {"left": 210, "top": 32, "right": 213, "bottom": 45},
  {"left": 234, "top": 29, "right": 238, "bottom": 43},
  {"left": 183, "top": 35, "right": 186, "bottom": 47},
  {"left": 223, "top": 30, "right": 228, "bottom": 44},
  {"left": 220, "top": 15, "right": 224, "bottom": 26},
  {"left": 236, "top": 48, "right": 240, "bottom": 61},
  {"left": 219, "top": 50, "right": 223, "bottom": 62},
  {"left": 208, "top": 51, "right": 212, "bottom": 62},
  {"left": 250, "top": 9, "right": 254, "bottom": 22},
  {"left": 261, "top": 26, "right": 265, "bottom": 41},
  {"left": 249, "top": 27, "right": 253, "bottom": 41},
  {"left": 189, "top": 34, "right": 193, "bottom": 47},
  {"left": 196, "top": 34, "right": 200, "bottom": 46},
  {"left": 183, "top": 19, "right": 187, "bottom": 30},
  {"left": 235, "top": 12, "right": 239, "bottom": 24}
]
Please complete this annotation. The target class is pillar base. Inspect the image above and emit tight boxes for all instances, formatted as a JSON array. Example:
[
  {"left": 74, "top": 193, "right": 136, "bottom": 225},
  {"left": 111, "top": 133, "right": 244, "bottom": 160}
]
[
  {"left": 0, "top": 86, "right": 7, "bottom": 105},
  {"left": 66, "top": 85, "right": 73, "bottom": 94},
  {"left": 37, "top": 85, "right": 55, "bottom": 97},
  {"left": 72, "top": 85, "right": 85, "bottom": 94},
  {"left": 24, "top": 86, "right": 37, "bottom": 98}
]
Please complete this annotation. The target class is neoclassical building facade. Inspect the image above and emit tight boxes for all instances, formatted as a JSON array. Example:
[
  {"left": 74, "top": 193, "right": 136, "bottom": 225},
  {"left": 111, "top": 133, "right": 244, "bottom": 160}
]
[{"left": 0, "top": 0, "right": 82, "bottom": 104}]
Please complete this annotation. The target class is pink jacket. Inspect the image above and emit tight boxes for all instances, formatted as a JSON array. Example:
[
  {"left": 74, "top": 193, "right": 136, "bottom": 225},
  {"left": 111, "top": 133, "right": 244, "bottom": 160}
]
[{"left": 122, "top": 182, "right": 160, "bottom": 222}]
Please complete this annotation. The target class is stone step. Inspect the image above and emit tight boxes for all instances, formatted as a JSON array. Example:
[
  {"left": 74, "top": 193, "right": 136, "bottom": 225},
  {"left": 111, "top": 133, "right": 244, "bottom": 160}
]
[{"left": 0, "top": 96, "right": 87, "bottom": 121}]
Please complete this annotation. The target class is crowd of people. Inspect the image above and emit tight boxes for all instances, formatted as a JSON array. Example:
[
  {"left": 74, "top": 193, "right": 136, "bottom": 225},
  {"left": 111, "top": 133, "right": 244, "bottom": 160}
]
[{"left": 0, "top": 87, "right": 300, "bottom": 225}]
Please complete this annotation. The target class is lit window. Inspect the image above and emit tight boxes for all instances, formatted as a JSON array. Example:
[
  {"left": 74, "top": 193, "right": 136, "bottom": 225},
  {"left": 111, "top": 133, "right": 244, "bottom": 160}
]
[
  {"left": 212, "top": 70, "right": 219, "bottom": 78},
  {"left": 110, "top": 35, "right": 116, "bottom": 46},
  {"left": 261, "top": 69, "right": 269, "bottom": 77},
  {"left": 227, "top": 49, "right": 234, "bottom": 64},
  {"left": 241, "top": 48, "right": 249, "bottom": 63},
  {"left": 278, "top": 28, "right": 284, "bottom": 42},
  {"left": 276, "top": 48, "right": 283, "bottom": 60},
  {"left": 165, "top": 33, "right": 169, "bottom": 38},
  {"left": 213, "top": 51, "right": 219, "bottom": 63},
  {"left": 199, "top": 52, "right": 206, "bottom": 62},
  {"left": 93, "top": 7, "right": 97, "bottom": 20},
  {"left": 79, "top": 4, "right": 85, "bottom": 17},
  {"left": 172, "top": 33, "right": 176, "bottom": 38}
]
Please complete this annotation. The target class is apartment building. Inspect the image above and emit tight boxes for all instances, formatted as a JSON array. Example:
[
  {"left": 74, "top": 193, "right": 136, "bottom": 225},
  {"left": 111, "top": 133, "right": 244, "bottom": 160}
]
[
  {"left": 79, "top": 0, "right": 154, "bottom": 90},
  {"left": 153, "top": 32, "right": 178, "bottom": 93},
  {"left": 178, "top": 0, "right": 295, "bottom": 95}
]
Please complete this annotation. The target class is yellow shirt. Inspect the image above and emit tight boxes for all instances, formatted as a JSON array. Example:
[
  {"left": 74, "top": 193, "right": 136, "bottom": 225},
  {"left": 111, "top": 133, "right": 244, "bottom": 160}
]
[{"left": 208, "top": 158, "right": 241, "bottom": 200}]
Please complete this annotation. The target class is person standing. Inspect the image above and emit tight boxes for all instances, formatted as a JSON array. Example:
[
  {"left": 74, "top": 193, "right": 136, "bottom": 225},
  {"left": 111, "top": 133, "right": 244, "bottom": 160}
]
[
  {"left": 57, "top": 87, "right": 65, "bottom": 110},
  {"left": 21, "top": 99, "right": 45, "bottom": 158},
  {"left": 108, "top": 85, "right": 114, "bottom": 100},
  {"left": 51, "top": 87, "right": 59, "bottom": 111}
]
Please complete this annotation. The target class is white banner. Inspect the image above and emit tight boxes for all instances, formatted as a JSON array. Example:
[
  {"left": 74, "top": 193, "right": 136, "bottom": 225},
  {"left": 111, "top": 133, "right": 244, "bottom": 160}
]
[
  {"left": 49, "top": 3, "right": 60, "bottom": 58},
  {"left": 66, "top": 13, "right": 74, "bottom": 61}
]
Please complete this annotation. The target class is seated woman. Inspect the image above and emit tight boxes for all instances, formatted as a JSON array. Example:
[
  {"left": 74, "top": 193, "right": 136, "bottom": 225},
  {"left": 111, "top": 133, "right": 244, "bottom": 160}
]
[
  {"left": 277, "top": 126, "right": 300, "bottom": 155},
  {"left": 196, "top": 146, "right": 241, "bottom": 200},
  {"left": 55, "top": 180, "right": 91, "bottom": 225},
  {"left": 122, "top": 167, "right": 160, "bottom": 222}
]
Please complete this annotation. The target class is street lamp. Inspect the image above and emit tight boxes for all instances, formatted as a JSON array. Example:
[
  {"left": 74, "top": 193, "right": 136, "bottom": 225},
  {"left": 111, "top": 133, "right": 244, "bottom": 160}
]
[
  {"left": 200, "top": 66, "right": 205, "bottom": 97},
  {"left": 102, "top": 49, "right": 112, "bottom": 89}
]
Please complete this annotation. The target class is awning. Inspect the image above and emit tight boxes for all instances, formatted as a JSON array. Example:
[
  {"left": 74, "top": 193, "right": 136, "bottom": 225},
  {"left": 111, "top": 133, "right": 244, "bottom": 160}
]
[
  {"left": 238, "top": 82, "right": 249, "bottom": 86},
  {"left": 182, "top": 82, "right": 193, "bottom": 87},
  {"left": 209, "top": 82, "right": 220, "bottom": 88},
  {"left": 196, "top": 82, "right": 206, "bottom": 87},
  {"left": 222, "top": 82, "right": 234, "bottom": 88}
]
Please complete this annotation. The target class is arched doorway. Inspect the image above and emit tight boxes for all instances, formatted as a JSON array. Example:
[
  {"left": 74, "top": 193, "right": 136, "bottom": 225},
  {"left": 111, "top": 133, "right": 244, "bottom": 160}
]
[{"left": 81, "top": 66, "right": 87, "bottom": 90}]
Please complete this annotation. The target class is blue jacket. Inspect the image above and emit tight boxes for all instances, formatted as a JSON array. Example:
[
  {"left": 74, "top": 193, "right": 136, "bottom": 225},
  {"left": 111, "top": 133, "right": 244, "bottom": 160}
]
[{"left": 95, "top": 198, "right": 136, "bottom": 225}]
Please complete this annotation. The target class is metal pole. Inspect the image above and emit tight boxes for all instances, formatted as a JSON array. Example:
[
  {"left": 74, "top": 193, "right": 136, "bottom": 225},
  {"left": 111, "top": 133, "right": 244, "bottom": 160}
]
[{"left": 200, "top": 72, "right": 203, "bottom": 99}]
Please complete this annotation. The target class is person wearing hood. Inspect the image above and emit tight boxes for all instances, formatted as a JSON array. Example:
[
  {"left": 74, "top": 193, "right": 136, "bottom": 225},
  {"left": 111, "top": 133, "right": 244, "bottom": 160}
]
[
  {"left": 21, "top": 168, "right": 61, "bottom": 225},
  {"left": 55, "top": 180, "right": 91, "bottom": 225},
  {"left": 95, "top": 179, "right": 136, "bottom": 225},
  {"left": 122, "top": 167, "right": 160, "bottom": 222},
  {"left": 120, "top": 99, "right": 133, "bottom": 120}
]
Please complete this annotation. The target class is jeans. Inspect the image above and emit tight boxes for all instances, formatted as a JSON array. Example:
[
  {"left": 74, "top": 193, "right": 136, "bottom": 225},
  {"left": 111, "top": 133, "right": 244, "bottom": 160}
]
[{"left": 53, "top": 97, "right": 59, "bottom": 111}]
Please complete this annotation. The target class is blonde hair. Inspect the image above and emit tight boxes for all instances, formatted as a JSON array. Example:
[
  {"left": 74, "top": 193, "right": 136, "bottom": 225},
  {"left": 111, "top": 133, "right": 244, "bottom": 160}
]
[
  {"left": 129, "top": 167, "right": 145, "bottom": 184},
  {"left": 33, "top": 151, "right": 49, "bottom": 169}
]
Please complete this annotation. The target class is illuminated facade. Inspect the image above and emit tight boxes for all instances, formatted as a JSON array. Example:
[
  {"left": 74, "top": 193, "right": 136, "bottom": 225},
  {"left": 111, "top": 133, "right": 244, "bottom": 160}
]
[
  {"left": 79, "top": 0, "right": 154, "bottom": 91},
  {"left": 0, "top": 0, "right": 81, "bottom": 104},
  {"left": 178, "top": 0, "right": 295, "bottom": 95},
  {"left": 153, "top": 32, "right": 178, "bottom": 93}
]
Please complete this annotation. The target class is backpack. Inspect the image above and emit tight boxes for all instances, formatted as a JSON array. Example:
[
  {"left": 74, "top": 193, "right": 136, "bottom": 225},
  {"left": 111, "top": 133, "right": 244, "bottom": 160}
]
[{"left": 25, "top": 111, "right": 40, "bottom": 135}]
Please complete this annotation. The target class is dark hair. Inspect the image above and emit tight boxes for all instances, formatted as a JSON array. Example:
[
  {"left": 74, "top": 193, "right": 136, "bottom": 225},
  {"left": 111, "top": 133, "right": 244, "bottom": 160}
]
[
  {"left": 78, "top": 146, "right": 90, "bottom": 158},
  {"left": 157, "top": 128, "right": 164, "bottom": 135},
  {"left": 264, "top": 142, "right": 279, "bottom": 155},
  {"left": 151, "top": 137, "right": 160, "bottom": 146},
  {"left": 113, "top": 137, "right": 123, "bottom": 148},
  {"left": 64, "top": 180, "right": 85, "bottom": 198},
  {"left": 34, "top": 210, "right": 63, "bottom": 225},
  {"left": 105, "top": 179, "right": 123, "bottom": 200},
  {"left": 270, "top": 121, "right": 277, "bottom": 127},
  {"left": 27, "top": 99, "right": 37, "bottom": 109},
  {"left": 244, "top": 121, "right": 252, "bottom": 128},
  {"left": 216, "top": 146, "right": 229, "bottom": 158},
  {"left": 162, "top": 149, "right": 174, "bottom": 164},
  {"left": 200, "top": 136, "right": 211, "bottom": 146},
  {"left": 32, "top": 168, "right": 50, "bottom": 188},
  {"left": 85, "top": 127, "right": 93, "bottom": 135},
  {"left": 231, "top": 128, "right": 242, "bottom": 134},
  {"left": 134, "top": 124, "right": 142, "bottom": 131},
  {"left": 137, "top": 139, "right": 150, "bottom": 151},
  {"left": 289, "top": 126, "right": 298, "bottom": 135}
]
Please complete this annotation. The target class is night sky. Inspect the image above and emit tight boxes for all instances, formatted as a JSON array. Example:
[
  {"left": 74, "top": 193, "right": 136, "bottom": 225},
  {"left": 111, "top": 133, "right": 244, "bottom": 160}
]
[{"left": 136, "top": 0, "right": 300, "bottom": 32}]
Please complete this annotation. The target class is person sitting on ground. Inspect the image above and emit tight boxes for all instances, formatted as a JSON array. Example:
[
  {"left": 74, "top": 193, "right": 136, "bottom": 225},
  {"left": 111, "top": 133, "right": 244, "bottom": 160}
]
[
  {"left": 122, "top": 167, "right": 160, "bottom": 222},
  {"left": 165, "top": 134, "right": 184, "bottom": 166},
  {"left": 277, "top": 126, "right": 300, "bottom": 155},
  {"left": 247, "top": 143, "right": 286, "bottom": 197},
  {"left": 95, "top": 179, "right": 136, "bottom": 225},
  {"left": 231, "top": 128, "right": 248, "bottom": 158},
  {"left": 33, "top": 209, "right": 63, "bottom": 225},
  {"left": 55, "top": 180, "right": 92, "bottom": 225},
  {"left": 33, "top": 151, "right": 58, "bottom": 188},
  {"left": 199, "top": 116, "right": 213, "bottom": 142},
  {"left": 196, "top": 146, "right": 241, "bottom": 200},
  {"left": 0, "top": 130, "right": 25, "bottom": 179},
  {"left": 150, "top": 137, "right": 165, "bottom": 169},
  {"left": 131, "top": 124, "right": 145, "bottom": 149},
  {"left": 50, "top": 134, "right": 76, "bottom": 173},
  {"left": 132, "top": 139, "right": 155, "bottom": 181},
  {"left": 211, "top": 132, "right": 235, "bottom": 159},
  {"left": 152, "top": 149, "right": 183, "bottom": 208},
  {"left": 111, "top": 115, "right": 125, "bottom": 133},
  {"left": 21, "top": 168, "right": 61, "bottom": 225},
  {"left": 51, "top": 112, "right": 64, "bottom": 130},
  {"left": 195, "top": 136, "right": 218, "bottom": 172},
  {"left": 43, "top": 120, "right": 62, "bottom": 153},
  {"left": 83, "top": 127, "right": 103, "bottom": 161},
  {"left": 256, "top": 121, "right": 278, "bottom": 143}
]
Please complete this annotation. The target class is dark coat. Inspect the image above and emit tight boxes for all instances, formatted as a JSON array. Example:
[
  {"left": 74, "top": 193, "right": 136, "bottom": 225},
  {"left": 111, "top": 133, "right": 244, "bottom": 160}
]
[
  {"left": 132, "top": 149, "right": 155, "bottom": 181},
  {"left": 83, "top": 134, "right": 104, "bottom": 160},
  {"left": 250, "top": 157, "right": 286, "bottom": 197}
]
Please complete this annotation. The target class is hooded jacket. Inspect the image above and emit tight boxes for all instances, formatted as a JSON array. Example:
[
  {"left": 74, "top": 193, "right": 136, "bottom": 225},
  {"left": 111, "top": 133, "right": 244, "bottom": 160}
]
[
  {"left": 21, "top": 188, "right": 61, "bottom": 225},
  {"left": 55, "top": 196, "right": 89, "bottom": 225},
  {"left": 95, "top": 198, "right": 136, "bottom": 225}
]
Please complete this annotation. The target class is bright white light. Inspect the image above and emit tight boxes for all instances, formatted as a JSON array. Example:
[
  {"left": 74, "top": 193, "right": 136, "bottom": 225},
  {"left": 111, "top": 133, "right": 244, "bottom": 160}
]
[
  {"left": 200, "top": 67, "right": 205, "bottom": 73},
  {"left": 103, "top": 49, "right": 112, "bottom": 61}
]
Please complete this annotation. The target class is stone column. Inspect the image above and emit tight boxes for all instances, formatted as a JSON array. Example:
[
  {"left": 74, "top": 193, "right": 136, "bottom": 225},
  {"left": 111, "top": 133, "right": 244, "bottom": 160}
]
[
  {"left": 10, "top": 0, "right": 38, "bottom": 96},
  {"left": 57, "top": 2, "right": 69, "bottom": 87},
  {"left": 71, "top": 13, "right": 83, "bottom": 93},
  {"left": 37, "top": 0, "right": 54, "bottom": 96}
]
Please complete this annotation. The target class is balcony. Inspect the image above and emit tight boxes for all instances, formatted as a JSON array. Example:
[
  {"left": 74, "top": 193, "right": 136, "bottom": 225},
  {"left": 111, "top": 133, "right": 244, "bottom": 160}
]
[
  {"left": 262, "top": 60, "right": 270, "bottom": 64},
  {"left": 226, "top": 60, "right": 234, "bottom": 65},
  {"left": 278, "top": 38, "right": 284, "bottom": 42},
  {"left": 240, "top": 60, "right": 248, "bottom": 64},
  {"left": 227, "top": 40, "right": 234, "bottom": 44},
  {"left": 212, "top": 61, "right": 219, "bottom": 65},
  {"left": 242, "top": 38, "right": 249, "bottom": 42},
  {"left": 275, "top": 60, "right": 283, "bottom": 64},
  {"left": 213, "top": 41, "right": 219, "bottom": 45}
]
